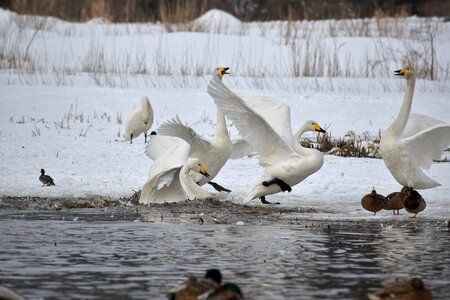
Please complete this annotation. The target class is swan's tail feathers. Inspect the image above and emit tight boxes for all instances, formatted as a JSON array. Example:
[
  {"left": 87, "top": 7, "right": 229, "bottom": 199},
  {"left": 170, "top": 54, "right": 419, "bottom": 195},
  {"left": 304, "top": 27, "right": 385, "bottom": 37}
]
[
  {"left": 412, "top": 169, "right": 442, "bottom": 189},
  {"left": 243, "top": 193, "right": 257, "bottom": 203}
]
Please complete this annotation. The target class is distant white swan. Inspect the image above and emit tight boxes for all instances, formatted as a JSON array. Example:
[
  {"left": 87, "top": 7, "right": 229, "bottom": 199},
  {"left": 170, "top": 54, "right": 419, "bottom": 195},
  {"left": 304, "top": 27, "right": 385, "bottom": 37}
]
[
  {"left": 345, "top": 130, "right": 380, "bottom": 157},
  {"left": 207, "top": 73, "right": 326, "bottom": 204},
  {"left": 124, "top": 96, "right": 154, "bottom": 144},
  {"left": 139, "top": 135, "right": 211, "bottom": 204},
  {"left": 157, "top": 67, "right": 252, "bottom": 193},
  {"left": 380, "top": 66, "right": 450, "bottom": 189}
]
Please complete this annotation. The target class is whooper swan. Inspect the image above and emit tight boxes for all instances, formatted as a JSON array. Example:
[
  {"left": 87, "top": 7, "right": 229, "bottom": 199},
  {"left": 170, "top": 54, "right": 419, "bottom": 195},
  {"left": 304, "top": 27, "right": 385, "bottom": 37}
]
[
  {"left": 139, "top": 135, "right": 211, "bottom": 204},
  {"left": 207, "top": 72, "right": 326, "bottom": 204},
  {"left": 157, "top": 67, "right": 252, "bottom": 193},
  {"left": 344, "top": 130, "right": 380, "bottom": 157},
  {"left": 380, "top": 66, "right": 450, "bottom": 190},
  {"left": 124, "top": 96, "right": 154, "bottom": 144}
]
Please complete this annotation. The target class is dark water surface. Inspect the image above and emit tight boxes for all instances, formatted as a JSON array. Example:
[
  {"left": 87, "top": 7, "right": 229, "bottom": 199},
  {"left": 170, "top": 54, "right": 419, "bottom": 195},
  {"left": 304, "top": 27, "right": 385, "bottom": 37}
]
[{"left": 0, "top": 208, "right": 449, "bottom": 300}]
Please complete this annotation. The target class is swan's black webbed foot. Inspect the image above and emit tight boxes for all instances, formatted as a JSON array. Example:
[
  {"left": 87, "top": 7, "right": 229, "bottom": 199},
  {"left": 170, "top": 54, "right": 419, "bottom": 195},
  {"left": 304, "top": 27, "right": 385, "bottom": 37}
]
[
  {"left": 260, "top": 196, "right": 280, "bottom": 205},
  {"left": 207, "top": 181, "right": 231, "bottom": 193},
  {"left": 262, "top": 178, "right": 292, "bottom": 192}
]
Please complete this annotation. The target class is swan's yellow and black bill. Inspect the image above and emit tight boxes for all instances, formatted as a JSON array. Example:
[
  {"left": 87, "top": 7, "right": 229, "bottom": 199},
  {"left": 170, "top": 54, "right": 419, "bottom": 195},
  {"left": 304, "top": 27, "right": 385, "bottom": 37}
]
[
  {"left": 314, "top": 123, "right": 326, "bottom": 133},
  {"left": 199, "top": 164, "right": 210, "bottom": 178},
  {"left": 217, "top": 67, "right": 230, "bottom": 75},
  {"left": 395, "top": 67, "right": 406, "bottom": 76}
]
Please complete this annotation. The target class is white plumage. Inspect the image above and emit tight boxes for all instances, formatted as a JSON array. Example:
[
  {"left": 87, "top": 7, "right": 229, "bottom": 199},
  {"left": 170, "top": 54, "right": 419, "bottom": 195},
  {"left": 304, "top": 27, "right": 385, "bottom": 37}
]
[
  {"left": 139, "top": 135, "right": 211, "bottom": 204},
  {"left": 207, "top": 73, "right": 326, "bottom": 204},
  {"left": 124, "top": 96, "right": 154, "bottom": 144},
  {"left": 380, "top": 66, "right": 450, "bottom": 189}
]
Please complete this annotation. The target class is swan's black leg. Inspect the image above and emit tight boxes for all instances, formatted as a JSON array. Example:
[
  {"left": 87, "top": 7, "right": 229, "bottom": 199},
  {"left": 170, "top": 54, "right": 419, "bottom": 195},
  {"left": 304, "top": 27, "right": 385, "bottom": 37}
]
[
  {"left": 262, "top": 178, "right": 292, "bottom": 192},
  {"left": 260, "top": 196, "right": 280, "bottom": 205},
  {"left": 207, "top": 181, "right": 231, "bottom": 193},
  {"left": 130, "top": 133, "right": 133, "bottom": 144},
  {"left": 145, "top": 132, "right": 147, "bottom": 143}
]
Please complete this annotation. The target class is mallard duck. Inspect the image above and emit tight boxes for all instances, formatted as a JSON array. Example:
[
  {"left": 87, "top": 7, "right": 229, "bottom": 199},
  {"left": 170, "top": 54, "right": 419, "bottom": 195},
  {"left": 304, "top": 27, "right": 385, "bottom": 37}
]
[
  {"left": 0, "top": 285, "right": 24, "bottom": 300},
  {"left": 199, "top": 283, "right": 244, "bottom": 300},
  {"left": 403, "top": 189, "right": 426, "bottom": 218},
  {"left": 361, "top": 188, "right": 387, "bottom": 215},
  {"left": 386, "top": 187, "right": 409, "bottom": 215},
  {"left": 124, "top": 96, "right": 154, "bottom": 144},
  {"left": 367, "top": 277, "right": 432, "bottom": 300},
  {"left": 39, "top": 169, "right": 55, "bottom": 186},
  {"left": 168, "top": 269, "right": 222, "bottom": 300}
]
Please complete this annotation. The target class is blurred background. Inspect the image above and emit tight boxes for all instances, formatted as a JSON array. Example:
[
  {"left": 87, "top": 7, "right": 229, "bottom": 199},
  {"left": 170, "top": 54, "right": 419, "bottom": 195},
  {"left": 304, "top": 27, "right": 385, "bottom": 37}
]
[{"left": 1, "top": 0, "right": 449, "bottom": 23}]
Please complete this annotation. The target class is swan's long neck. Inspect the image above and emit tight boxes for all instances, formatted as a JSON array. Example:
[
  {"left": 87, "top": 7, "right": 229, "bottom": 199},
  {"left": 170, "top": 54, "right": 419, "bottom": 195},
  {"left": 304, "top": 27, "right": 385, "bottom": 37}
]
[
  {"left": 386, "top": 77, "right": 416, "bottom": 137},
  {"left": 214, "top": 108, "right": 230, "bottom": 144},
  {"left": 349, "top": 131, "right": 358, "bottom": 148},
  {"left": 292, "top": 125, "right": 316, "bottom": 156},
  {"left": 179, "top": 165, "right": 210, "bottom": 200}
]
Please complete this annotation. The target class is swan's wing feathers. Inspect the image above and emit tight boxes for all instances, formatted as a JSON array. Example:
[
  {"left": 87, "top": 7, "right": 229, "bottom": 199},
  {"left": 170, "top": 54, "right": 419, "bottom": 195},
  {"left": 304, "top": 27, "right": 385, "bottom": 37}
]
[
  {"left": 230, "top": 138, "right": 256, "bottom": 159},
  {"left": 237, "top": 93, "right": 293, "bottom": 145},
  {"left": 403, "top": 123, "right": 450, "bottom": 169},
  {"left": 158, "top": 116, "right": 210, "bottom": 155},
  {"left": 144, "top": 136, "right": 190, "bottom": 178},
  {"left": 403, "top": 113, "right": 444, "bottom": 138},
  {"left": 207, "top": 75, "right": 292, "bottom": 163}
]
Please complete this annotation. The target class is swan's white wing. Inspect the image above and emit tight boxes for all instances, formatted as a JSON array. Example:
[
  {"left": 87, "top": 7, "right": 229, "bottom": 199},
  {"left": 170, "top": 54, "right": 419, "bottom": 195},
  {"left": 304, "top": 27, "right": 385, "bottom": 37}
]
[
  {"left": 207, "top": 75, "right": 292, "bottom": 165},
  {"left": 157, "top": 116, "right": 211, "bottom": 156},
  {"left": 237, "top": 93, "right": 293, "bottom": 146},
  {"left": 403, "top": 123, "right": 450, "bottom": 170},
  {"left": 403, "top": 113, "right": 444, "bottom": 138},
  {"left": 230, "top": 138, "right": 256, "bottom": 159},
  {"left": 144, "top": 135, "right": 190, "bottom": 174}
]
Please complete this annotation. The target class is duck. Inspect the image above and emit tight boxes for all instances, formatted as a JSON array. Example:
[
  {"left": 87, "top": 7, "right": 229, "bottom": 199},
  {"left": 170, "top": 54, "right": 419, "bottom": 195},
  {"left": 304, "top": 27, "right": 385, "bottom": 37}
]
[
  {"left": 139, "top": 135, "right": 211, "bottom": 204},
  {"left": 0, "top": 285, "right": 24, "bottom": 300},
  {"left": 207, "top": 71, "right": 326, "bottom": 204},
  {"left": 403, "top": 188, "right": 426, "bottom": 218},
  {"left": 199, "top": 283, "right": 244, "bottom": 300},
  {"left": 361, "top": 188, "right": 387, "bottom": 215},
  {"left": 385, "top": 186, "right": 409, "bottom": 215},
  {"left": 39, "top": 169, "right": 55, "bottom": 186},
  {"left": 344, "top": 130, "right": 380, "bottom": 157},
  {"left": 157, "top": 67, "right": 253, "bottom": 193},
  {"left": 380, "top": 66, "right": 450, "bottom": 190},
  {"left": 168, "top": 269, "right": 222, "bottom": 300},
  {"left": 124, "top": 96, "right": 154, "bottom": 144},
  {"left": 367, "top": 277, "right": 432, "bottom": 300}
]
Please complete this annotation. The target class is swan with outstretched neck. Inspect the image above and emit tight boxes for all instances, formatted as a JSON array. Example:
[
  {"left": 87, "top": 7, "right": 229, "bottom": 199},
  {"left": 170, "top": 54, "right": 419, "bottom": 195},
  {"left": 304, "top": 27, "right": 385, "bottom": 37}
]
[
  {"left": 157, "top": 67, "right": 252, "bottom": 193},
  {"left": 380, "top": 66, "right": 450, "bottom": 190},
  {"left": 139, "top": 135, "right": 211, "bottom": 204},
  {"left": 207, "top": 70, "right": 326, "bottom": 204}
]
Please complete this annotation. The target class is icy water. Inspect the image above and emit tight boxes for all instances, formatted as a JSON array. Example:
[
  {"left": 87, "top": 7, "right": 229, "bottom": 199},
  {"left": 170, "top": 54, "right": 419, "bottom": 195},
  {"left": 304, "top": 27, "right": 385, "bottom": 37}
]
[{"left": 1, "top": 208, "right": 449, "bottom": 300}]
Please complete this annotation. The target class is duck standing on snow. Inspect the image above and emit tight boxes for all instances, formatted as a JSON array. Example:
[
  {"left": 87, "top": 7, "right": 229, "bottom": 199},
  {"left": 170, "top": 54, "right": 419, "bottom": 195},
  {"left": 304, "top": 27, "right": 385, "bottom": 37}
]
[
  {"left": 124, "top": 96, "right": 154, "bottom": 144},
  {"left": 207, "top": 69, "right": 326, "bottom": 204},
  {"left": 379, "top": 66, "right": 450, "bottom": 213},
  {"left": 403, "top": 188, "right": 426, "bottom": 218},
  {"left": 361, "top": 188, "right": 387, "bottom": 215},
  {"left": 39, "top": 169, "right": 55, "bottom": 186},
  {"left": 168, "top": 269, "right": 222, "bottom": 300},
  {"left": 386, "top": 186, "right": 409, "bottom": 215},
  {"left": 367, "top": 277, "right": 432, "bottom": 300}
]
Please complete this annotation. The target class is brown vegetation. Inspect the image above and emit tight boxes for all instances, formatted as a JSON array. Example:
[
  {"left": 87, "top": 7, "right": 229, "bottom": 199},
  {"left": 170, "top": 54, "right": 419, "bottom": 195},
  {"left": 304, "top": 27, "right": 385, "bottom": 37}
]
[{"left": 1, "top": 0, "right": 450, "bottom": 23}]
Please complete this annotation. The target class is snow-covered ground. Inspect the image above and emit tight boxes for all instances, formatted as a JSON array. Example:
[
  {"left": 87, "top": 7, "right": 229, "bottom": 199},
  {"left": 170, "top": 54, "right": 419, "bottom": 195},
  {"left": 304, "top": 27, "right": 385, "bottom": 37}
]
[{"left": 0, "top": 9, "right": 449, "bottom": 220}]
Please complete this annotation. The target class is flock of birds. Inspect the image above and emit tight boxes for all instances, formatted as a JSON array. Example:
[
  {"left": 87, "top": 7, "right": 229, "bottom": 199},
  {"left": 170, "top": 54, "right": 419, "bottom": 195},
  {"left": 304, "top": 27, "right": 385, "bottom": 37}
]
[
  {"left": 38, "top": 66, "right": 450, "bottom": 218},
  {"left": 115, "top": 65, "right": 450, "bottom": 217}
]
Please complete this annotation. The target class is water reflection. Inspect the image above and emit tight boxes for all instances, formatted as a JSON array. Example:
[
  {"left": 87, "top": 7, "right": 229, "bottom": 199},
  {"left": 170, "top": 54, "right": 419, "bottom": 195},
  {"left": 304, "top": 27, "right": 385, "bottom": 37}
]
[{"left": 0, "top": 216, "right": 449, "bottom": 299}]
